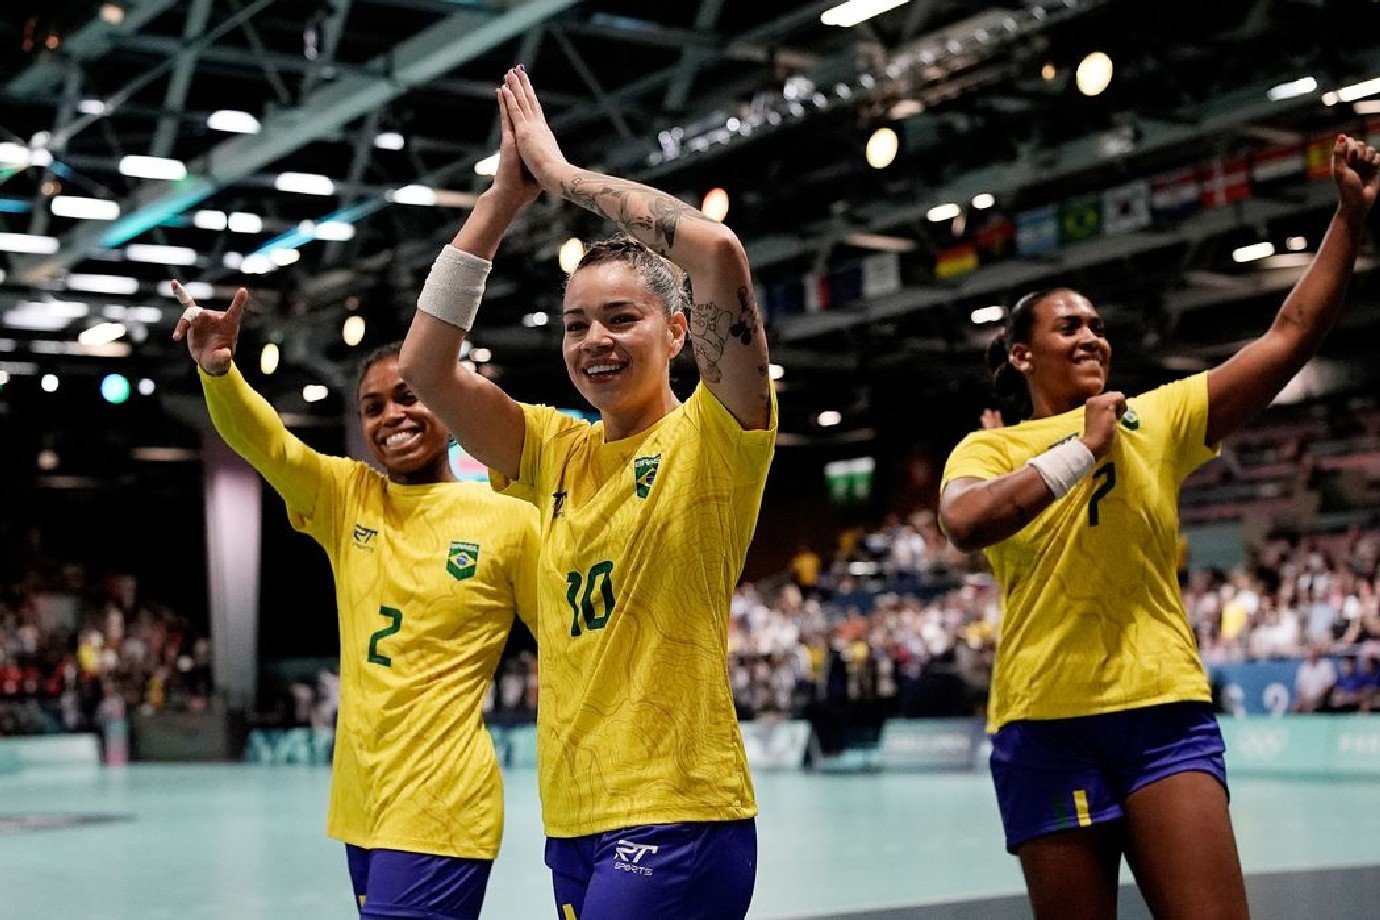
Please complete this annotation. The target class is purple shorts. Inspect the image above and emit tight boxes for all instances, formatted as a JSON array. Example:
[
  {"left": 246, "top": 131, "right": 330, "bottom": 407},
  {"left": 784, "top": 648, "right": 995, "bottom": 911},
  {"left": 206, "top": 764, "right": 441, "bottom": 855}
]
[
  {"left": 989, "top": 701, "right": 1228, "bottom": 853},
  {"left": 345, "top": 844, "right": 492, "bottom": 920},
  {"left": 545, "top": 819, "right": 757, "bottom": 920}
]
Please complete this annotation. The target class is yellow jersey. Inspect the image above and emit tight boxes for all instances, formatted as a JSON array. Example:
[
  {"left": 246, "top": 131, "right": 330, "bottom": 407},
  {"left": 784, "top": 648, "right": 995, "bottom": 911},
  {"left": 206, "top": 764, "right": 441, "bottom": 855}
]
[
  {"left": 202, "top": 364, "right": 539, "bottom": 859},
  {"left": 493, "top": 383, "right": 775, "bottom": 837},
  {"left": 942, "top": 372, "right": 1218, "bottom": 732}
]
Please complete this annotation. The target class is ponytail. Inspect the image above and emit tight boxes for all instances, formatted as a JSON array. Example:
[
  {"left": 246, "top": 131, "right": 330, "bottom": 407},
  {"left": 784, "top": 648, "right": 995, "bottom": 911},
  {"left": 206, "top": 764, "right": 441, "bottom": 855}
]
[{"left": 986, "top": 287, "right": 1064, "bottom": 423}]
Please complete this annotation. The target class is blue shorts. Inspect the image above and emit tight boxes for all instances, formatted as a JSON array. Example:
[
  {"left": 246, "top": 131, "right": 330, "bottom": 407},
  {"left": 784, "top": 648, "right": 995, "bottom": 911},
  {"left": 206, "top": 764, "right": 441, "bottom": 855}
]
[
  {"left": 345, "top": 844, "right": 492, "bottom": 920},
  {"left": 989, "top": 701, "right": 1228, "bottom": 853},
  {"left": 545, "top": 819, "right": 757, "bottom": 920}
]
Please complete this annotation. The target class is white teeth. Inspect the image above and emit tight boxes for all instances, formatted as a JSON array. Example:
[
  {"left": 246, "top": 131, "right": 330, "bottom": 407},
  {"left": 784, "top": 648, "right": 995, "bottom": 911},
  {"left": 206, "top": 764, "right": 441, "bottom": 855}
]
[
  {"left": 585, "top": 364, "right": 622, "bottom": 375},
  {"left": 385, "top": 431, "right": 419, "bottom": 448}
]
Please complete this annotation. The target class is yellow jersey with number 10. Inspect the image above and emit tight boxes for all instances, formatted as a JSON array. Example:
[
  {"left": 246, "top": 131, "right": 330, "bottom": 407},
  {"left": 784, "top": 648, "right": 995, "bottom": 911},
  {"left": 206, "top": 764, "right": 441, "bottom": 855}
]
[
  {"left": 494, "top": 383, "right": 776, "bottom": 838},
  {"left": 942, "top": 372, "right": 1219, "bottom": 732}
]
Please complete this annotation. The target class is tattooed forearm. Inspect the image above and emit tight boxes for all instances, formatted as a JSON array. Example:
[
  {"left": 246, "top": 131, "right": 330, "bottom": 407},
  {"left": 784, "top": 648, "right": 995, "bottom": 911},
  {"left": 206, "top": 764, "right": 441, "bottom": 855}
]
[
  {"left": 727, "top": 285, "right": 760, "bottom": 346},
  {"left": 560, "top": 170, "right": 713, "bottom": 257},
  {"left": 687, "top": 300, "right": 734, "bottom": 383}
]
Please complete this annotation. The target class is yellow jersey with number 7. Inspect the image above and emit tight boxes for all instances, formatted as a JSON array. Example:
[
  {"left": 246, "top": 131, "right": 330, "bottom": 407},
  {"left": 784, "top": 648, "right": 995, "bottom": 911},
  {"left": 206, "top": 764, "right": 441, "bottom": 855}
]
[
  {"left": 941, "top": 372, "right": 1219, "bottom": 732},
  {"left": 201, "top": 365, "right": 539, "bottom": 859},
  {"left": 493, "top": 383, "right": 776, "bottom": 837}
]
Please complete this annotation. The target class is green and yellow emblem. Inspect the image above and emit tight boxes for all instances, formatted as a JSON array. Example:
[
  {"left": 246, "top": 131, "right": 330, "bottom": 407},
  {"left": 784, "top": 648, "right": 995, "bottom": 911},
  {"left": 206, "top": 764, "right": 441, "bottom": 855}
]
[
  {"left": 446, "top": 541, "right": 479, "bottom": 581},
  {"left": 1120, "top": 407, "right": 1140, "bottom": 431},
  {"left": 633, "top": 454, "right": 661, "bottom": 499}
]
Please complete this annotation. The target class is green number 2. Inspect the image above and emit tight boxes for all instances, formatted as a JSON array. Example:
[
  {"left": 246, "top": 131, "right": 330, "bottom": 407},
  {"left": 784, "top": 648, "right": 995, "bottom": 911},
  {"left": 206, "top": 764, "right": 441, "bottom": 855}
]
[
  {"left": 368, "top": 606, "right": 403, "bottom": 666},
  {"left": 567, "top": 560, "right": 617, "bottom": 638},
  {"left": 1088, "top": 461, "right": 1117, "bottom": 527}
]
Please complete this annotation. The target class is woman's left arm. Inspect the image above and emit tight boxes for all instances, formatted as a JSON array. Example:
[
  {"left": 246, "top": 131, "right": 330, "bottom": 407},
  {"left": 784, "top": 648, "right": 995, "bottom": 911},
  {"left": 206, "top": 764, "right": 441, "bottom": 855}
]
[{"left": 1205, "top": 135, "right": 1379, "bottom": 445}]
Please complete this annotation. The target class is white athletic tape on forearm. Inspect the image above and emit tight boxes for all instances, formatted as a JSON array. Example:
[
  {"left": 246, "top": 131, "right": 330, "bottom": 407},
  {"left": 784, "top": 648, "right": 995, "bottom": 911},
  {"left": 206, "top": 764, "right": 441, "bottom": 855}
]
[
  {"left": 1026, "top": 438, "right": 1096, "bottom": 498},
  {"left": 417, "top": 245, "right": 492, "bottom": 331}
]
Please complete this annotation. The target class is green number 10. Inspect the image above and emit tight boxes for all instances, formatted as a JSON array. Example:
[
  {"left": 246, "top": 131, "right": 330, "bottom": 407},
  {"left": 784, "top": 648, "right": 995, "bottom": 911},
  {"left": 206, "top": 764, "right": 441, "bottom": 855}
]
[
  {"left": 368, "top": 606, "right": 403, "bottom": 666},
  {"left": 567, "top": 560, "right": 616, "bottom": 638}
]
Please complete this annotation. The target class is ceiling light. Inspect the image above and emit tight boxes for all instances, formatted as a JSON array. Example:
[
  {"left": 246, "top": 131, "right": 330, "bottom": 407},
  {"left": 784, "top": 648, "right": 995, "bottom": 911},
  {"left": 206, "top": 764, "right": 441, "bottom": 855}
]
[
  {"left": 137, "top": 377, "right": 155, "bottom": 396},
  {"left": 0, "top": 370, "right": 7, "bottom": 387},
  {"left": 313, "top": 221, "right": 355, "bottom": 241},
  {"left": 274, "top": 172, "right": 334, "bottom": 196},
  {"left": 342, "top": 314, "right": 365, "bottom": 346},
  {"left": 1337, "top": 76, "right": 1380, "bottom": 103},
  {"left": 521, "top": 311, "right": 549, "bottom": 327},
  {"left": 971, "top": 193, "right": 996, "bottom": 210},
  {"left": 865, "top": 127, "right": 899, "bottom": 169},
  {"left": 0, "top": 142, "right": 52, "bottom": 168},
  {"left": 158, "top": 281, "right": 212, "bottom": 300},
  {"left": 206, "top": 110, "right": 260, "bottom": 134},
  {"left": 970, "top": 305, "right": 1005, "bottom": 324},
  {"left": 260, "top": 342, "right": 279, "bottom": 375},
  {"left": 81, "top": 323, "right": 126, "bottom": 347},
  {"left": 118, "top": 155, "right": 187, "bottom": 181},
  {"left": 1041, "top": 62, "right": 1057, "bottom": 81},
  {"left": 269, "top": 248, "right": 300, "bottom": 266},
  {"left": 302, "top": 384, "right": 328, "bottom": 403},
  {"left": 389, "top": 184, "right": 437, "bottom": 206},
  {"left": 78, "top": 98, "right": 105, "bottom": 115},
  {"left": 821, "top": 0, "right": 910, "bottom": 28},
  {"left": 66, "top": 274, "right": 139, "bottom": 295},
  {"left": 769, "top": 364, "right": 785, "bottom": 381},
  {"left": 51, "top": 196, "right": 120, "bottom": 220},
  {"left": 701, "top": 187, "right": 730, "bottom": 222},
  {"left": 1267, "top": 76, "right": 1317, "bottom": 102},
  {"left": 99, "top": 3, "right": 124, "bottom": 25},
  {"left": 227, "top": 212, "right": 263, "bottom": 233},
  {"left": 558, "top": 237, "right": 585, "bottom": 274},
  {"left": 126, "top": 243, "right": 197, "bottom": 265},
  {"left": 927, "top": 202, "right": 961, "bottom": 222},
  {"left": 100, "top": 373, "right": 131, "bottom": 404},
  {"left": 471, "top": 347, "right": 492, "bottom": 363},
  {"left": 41, "top": 374, "right": 59, "bottom": 393},
  {"left": 1233, "top": 241, "right": 1275, "bottom": 263},
  {"left": 0, "top": 232, "right": 59, "bottom": 254},
  {"left": 240, "top": 254, "right": 273, "bottom": 275},
  {"left": 1075, "top": 51, "right": 1114, "bottom": 97},
  {"left": 222, "top": 252, "right": 243, "bottom": 269},
  {"left": 816, "top": 410, "right": 842, "bottom": 427},
  {"left": 474, "top": 154, "right": 499, "bottom": 176},
  {"left": 374, "top": 132, "right": 405, "bottom": 150},
  {"left": 194, "top": 209, "right": 228, "bottom": 230},
  {"left": 1286, "top": 236, "right": 1308, "bottom": 251}
]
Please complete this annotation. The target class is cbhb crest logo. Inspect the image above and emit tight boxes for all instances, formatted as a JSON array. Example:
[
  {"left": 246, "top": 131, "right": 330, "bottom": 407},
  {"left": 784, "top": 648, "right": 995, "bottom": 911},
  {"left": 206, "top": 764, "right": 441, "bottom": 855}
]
[
  {"left": 352, "top": 524, "right": 378, "bottom": 551},
  {"left": 446, "top": 541, "right": 479, "bottom": 581},
  {"left": 633, "top": 454, "right": 661, "bottom": 499},
  {"left": 1120, "top": 407, "right": 1140, "bottom": 431}
]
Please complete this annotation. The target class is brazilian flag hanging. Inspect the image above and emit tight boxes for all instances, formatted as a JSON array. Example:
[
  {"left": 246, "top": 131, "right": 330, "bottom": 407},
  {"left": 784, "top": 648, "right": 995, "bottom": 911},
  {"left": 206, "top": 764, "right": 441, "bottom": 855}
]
[{"left": 1059, "top": 194, "right": 1103, "bottom": 244}]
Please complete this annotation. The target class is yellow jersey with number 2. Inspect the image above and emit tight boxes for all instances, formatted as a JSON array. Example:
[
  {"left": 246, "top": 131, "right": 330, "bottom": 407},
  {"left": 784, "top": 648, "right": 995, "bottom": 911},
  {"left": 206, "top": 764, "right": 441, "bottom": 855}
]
[
  {"left": 942, "top": 372, "right": 1219, "bottom": 732},
  {"left": 494, "top": 383, "right": 776, "bottom": 838},
  {"left": 201, "top": 364, "right": 538, "bottom": 860}
]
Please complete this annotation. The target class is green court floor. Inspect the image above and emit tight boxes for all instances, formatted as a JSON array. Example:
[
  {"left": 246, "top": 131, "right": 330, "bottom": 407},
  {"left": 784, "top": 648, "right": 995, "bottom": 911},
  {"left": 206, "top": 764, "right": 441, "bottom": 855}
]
[{"left": 3, "top": 765, "right": 1380, "bottom": 918}]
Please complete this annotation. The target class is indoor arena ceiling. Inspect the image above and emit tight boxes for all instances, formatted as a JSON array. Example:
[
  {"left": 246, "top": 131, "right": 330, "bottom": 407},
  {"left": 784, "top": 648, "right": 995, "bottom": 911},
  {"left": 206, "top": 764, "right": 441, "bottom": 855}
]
[{"left": 3, "top": 0, "right": 1380, "bottom": 459}]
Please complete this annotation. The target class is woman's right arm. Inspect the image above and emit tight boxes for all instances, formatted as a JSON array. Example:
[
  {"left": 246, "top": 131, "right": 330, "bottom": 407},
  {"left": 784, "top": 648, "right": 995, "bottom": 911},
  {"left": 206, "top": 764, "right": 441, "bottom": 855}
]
[
  {"left": 939, "top": 391, "right": 1126, "bottom": 552},
  {"left": 398, "top": 91, "right": 538, "bottom": 481}
]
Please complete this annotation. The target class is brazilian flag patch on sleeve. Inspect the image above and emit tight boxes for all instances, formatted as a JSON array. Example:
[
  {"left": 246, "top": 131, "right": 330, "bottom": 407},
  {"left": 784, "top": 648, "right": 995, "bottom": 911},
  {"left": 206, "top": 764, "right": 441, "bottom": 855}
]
[{"left": 633, "top": 454, "right": 661, "bottom": 499}]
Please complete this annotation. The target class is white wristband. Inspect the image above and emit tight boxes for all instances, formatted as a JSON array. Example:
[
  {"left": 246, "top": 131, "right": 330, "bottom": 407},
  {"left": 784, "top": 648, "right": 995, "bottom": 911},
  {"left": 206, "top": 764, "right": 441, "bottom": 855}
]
[
  {"left": 1026, "top": 438, "right": 1096, "bottom": 498},
  {"left": 417, "top": 245, "right": 491, "bottom": 331}
]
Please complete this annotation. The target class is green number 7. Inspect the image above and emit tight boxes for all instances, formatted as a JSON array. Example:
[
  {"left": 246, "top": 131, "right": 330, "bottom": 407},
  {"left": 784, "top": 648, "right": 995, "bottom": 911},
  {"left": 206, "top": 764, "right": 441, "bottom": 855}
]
[{"left": 368, "top": 606, "right": 403, "bottom": 666}]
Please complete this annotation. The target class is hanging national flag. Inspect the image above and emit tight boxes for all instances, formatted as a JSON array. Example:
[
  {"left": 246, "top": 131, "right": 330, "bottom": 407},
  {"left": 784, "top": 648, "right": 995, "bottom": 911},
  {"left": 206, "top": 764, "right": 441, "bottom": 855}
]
[
  {"left": 804, "top": 272, "right": 831, "bottom": 312},
  {"left": 935, "top": 243, "right": 978, "bottom": 280},
  {"left": 829, "top": 263, "right": 864, "bottom": 306},
  {"left": 1198, "top": 156, "right": 1250, "bottom": 208},
  {"left": 1151, "top": 168, "right": 1200, "bottom": 219},
  {"left": 1102, "top": 181, "right": 1151, "bottom": 235},
  {"left": 765, "top": 278, "right": 805, "bottom": 318},
  {"left": 974, "top": 216, "right": 1015, "bottom": 258},
  {"left": 1016, "top": 204, "right": 1059, "bottom": 256},
  {"left": 1059, "top": 194, "right": 1103, "bottom": 243},
  {"left": 1306, "top": 134, "right": 1336, "bottom": 180},
  {"left": 1250, "top": 144, "right": 1305, "bottom": 185},
  {"left": 861, "top": 251, "right": 901, "bottom": 298}
]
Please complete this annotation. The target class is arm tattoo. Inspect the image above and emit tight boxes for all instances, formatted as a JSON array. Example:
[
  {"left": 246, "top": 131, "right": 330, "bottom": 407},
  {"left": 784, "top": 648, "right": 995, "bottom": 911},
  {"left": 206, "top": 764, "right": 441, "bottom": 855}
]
[
  {"left": 727, "top": 285, "right": 759, "bottom": 346},
  {"left": 687, "top": 300, "right": 733, "bottom": 383},
  {"left": 560, "top": 169, "right": 712, "bottom": 257}
]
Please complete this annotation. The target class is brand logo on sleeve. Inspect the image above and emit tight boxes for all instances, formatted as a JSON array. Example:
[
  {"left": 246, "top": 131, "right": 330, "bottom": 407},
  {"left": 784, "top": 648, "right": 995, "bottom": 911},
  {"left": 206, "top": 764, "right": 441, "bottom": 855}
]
[
  {"left": 352, "top": 524, "right": 378, "bottom": 551},
  {"left": 446, "top": 541, "right": 479, "bottom": 581},
  {"left": 633, "top": 454, "right": 661, "bottom": 499},
  {"left": 614, "top": 840, "right": 659, "bottom": 875}
]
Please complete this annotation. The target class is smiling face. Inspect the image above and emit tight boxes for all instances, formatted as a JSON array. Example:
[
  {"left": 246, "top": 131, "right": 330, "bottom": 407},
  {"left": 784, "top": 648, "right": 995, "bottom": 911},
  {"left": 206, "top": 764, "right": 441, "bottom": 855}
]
[
  {"left": 561, "top": 260, "right": 687, "bottom": 425},
  {"left": 357, "top": 355, "right": 452, "bottom": 483},
  {"left": 1008, "top": 289, "right": 1112, "bottom": 415}
]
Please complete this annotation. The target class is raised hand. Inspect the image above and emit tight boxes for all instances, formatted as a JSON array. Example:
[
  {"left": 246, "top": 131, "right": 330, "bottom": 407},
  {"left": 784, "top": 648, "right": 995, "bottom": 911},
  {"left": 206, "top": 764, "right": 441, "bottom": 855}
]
[
  {"left": 489, "top": 78, "right": 541, "bottom": 211},
  {"left": 170, "top": 280, "right": 249, "bottom": 377},
  {"left": 1333, "top": 134, "right": 1380, "bottom": 219},
  {"left": 498, "top": 65, "right": 569, "bottom": 194},
  {"left": 1079, "top": 390, "right": 1127, "bottom": 460}
]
